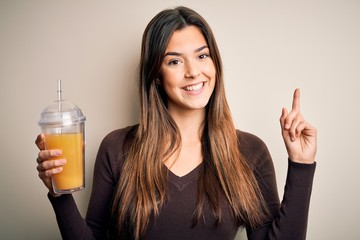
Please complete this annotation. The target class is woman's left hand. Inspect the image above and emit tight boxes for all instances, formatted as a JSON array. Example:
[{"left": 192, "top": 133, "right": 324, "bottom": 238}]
[{"left": 280, "top": 88, "right": 317, "bottom": 164}]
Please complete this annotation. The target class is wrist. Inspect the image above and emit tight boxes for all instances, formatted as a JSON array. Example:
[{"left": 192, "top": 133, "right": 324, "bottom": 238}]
[
  {"left": 289, "top": 157, "right": 315, "bottom": 165},
  {"left": 48, "top": 190, "right": 62, "bottom": 198}
]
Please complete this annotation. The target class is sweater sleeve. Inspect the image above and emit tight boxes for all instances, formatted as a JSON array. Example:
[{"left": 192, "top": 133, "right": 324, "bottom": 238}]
[
  {"left": 48, "top": 193, "right": 96, "bottom": 240},
  {"left": 238, "top": 131, "right": 316, "bottom": 240},
  {"left": 48, "top": 127, "right": 132, "bottom": 240}
]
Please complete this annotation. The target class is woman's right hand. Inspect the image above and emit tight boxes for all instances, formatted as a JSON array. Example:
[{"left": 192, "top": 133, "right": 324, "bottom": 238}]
[{"left": 35, "top": 134, "right": 66, "bottom": 197}]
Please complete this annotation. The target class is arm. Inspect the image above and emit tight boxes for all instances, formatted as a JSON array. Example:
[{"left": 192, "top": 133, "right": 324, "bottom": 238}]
[
  {"left": 246, "top": 154, "right": 316, "bottom": 240},
  {"left": 47, "top": 131, "right": 118, "bottom": 239},
  {"left": 41, "top": 127, "right": 131, "bottom": 239},
  {"left": 245, "top": 89, "right": 317, "bottom": 239},
  {"left": 84, "top": 128, "right": 129, "bottom": 238}
]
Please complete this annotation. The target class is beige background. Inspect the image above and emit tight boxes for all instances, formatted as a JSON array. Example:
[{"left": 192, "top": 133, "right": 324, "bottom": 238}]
[{"left": 1, "top": 0, "right": 359, "bottom": 239}]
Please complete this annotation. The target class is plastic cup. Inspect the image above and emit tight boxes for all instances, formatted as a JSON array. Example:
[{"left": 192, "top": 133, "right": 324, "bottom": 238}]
[{"left": 38, "top": 81, "right": 86, "bottom": 194}]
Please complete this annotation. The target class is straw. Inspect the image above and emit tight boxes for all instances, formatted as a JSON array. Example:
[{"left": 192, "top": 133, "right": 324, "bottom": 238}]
[
  {"left": 56, "top": 80, "right": 63, "bottom": 133},
  {"left": 57, "top": 80, "right": 63, "bottom": 115},
  {"left": 57, "top": 79, "right": 62, "bottom": 102}
]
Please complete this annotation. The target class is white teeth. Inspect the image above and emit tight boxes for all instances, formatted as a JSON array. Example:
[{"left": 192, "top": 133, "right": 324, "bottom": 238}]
[{"left": 184, "top": 82, "right": 203, "bottom": 91}]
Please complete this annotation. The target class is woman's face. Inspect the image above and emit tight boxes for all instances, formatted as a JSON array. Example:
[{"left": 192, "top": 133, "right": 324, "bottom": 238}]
[{"left": 160, "top": 26, "right": 216, "bottom": 115}]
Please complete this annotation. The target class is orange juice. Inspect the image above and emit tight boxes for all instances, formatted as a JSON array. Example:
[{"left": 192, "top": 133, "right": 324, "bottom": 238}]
[{"left": 45, "top": 133, "right": 84, "bottom": 192}]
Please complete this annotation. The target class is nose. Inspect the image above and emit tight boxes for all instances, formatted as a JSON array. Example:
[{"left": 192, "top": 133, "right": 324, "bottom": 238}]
[{"left": 184, "top": 60, "right": 200, "bottom": 79}]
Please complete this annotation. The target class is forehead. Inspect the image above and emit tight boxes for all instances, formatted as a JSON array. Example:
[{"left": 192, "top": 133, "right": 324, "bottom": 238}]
[{"left": 165, "top": 26, "right": 207, "bottom": 51}]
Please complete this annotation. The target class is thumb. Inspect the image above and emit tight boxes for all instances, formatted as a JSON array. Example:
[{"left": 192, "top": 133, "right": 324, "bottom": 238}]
[{"left": 280, "top": 108, "right": 288, "bottom": 130}]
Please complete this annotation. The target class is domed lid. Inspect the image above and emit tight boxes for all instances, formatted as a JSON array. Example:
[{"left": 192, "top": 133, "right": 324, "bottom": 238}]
[
  {"left": 38, "top": 100, "right": 86, "bottom": 126},
  {"left": 38, "top": 80, "right": 86, "bottom": 126}
]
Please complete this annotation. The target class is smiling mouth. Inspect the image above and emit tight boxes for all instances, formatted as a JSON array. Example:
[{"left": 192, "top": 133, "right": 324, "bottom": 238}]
[{"left": 183, "top": 82, "right": 204, "bottom": 91}]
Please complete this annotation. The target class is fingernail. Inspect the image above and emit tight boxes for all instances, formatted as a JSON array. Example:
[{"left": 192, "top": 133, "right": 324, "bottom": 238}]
[
  {"left": 54, "top": 150, "right": 62, "bottom": 156},
  {"left": 285, "top": 124, "right": 290, "bottom": 129},
  {"left": 291, "top": 136, "right": 295, "bottom": 142}
]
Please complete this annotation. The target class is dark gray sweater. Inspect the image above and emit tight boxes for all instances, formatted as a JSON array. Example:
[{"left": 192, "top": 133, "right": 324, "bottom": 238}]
[{"left": 49, "top": 125, "right": 316, "bottom": 239}]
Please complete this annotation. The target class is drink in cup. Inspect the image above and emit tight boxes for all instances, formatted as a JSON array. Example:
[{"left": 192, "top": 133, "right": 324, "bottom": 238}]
[{"left": 38, "top": 80, "right": 86, "bottom": 194}]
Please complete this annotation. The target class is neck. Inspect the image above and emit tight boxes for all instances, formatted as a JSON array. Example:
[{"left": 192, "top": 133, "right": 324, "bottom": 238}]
[
  {"left": 164, "top": 108, "right": 205, "bottom": 176},
  {"left": 169, "top": 108, "right": 205, "bottom": 143}
]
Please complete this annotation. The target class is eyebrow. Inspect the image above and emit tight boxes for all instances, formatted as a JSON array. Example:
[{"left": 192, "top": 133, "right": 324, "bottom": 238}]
[{"left": 164, "top": 45, "right": 209, "bottom": 57}]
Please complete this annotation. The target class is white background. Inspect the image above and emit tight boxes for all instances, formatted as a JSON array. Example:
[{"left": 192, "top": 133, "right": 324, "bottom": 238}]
[{"left": 0, "top": 1, "right": 359, "bottom": 239}]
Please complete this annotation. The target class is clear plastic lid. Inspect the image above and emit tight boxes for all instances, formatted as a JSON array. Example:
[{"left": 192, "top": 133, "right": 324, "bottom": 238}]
[
  {"left": 38, "top": 100, "right": 86, "bottom": 126},
  {"left": 38, "top": 80, "right": 86, "bottom": 127}
]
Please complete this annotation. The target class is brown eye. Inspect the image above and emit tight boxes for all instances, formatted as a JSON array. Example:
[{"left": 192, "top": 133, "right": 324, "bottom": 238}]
[
  {"left": 169, "top": 60, "right": 179, "bottom": 65},
  {"left": 198, "top": 53, "right": 210, "bottom": 59},
  {"left": 168, "top": 59, "right": 182, "bottom": 65}
]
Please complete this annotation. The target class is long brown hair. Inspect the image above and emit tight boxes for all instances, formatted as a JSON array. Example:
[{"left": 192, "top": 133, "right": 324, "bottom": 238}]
[{"left": 111, "top": 6, "right": 267, "bottom": 239}]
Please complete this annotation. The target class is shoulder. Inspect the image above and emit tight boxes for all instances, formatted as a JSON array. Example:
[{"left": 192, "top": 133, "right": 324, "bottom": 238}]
[
  {"left": 95, "top": 124, "right": 138, "bottom": 181},
  {"left": 236, "top": 130, "right": 267, "bottom": 148},
  {"left": 100, "top": 125, "right": 138, "bottom": 151},
  {"left": 236, "top": 130, "right": 272, "bottom": 169},
  {"left": 236, "top": 130, "right": 269, "bottom": 155},
  {"left": 97, "top": 125, "right": 138, "bottom": 165}
]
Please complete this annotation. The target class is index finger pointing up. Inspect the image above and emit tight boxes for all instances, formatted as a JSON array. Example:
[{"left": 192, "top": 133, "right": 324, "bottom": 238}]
[{"left": 292, "top": 88, "right": 301, "bottom": 111}]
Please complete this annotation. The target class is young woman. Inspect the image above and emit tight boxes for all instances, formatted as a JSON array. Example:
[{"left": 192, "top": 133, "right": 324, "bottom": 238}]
[{"left": 35, "top": 6, "right": 317, "bottom": 240}]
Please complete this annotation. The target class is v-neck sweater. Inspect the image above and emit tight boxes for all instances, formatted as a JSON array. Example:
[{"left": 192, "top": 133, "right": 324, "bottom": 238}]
[{"left": 48, "top": 125, "right": 316, "bottom": 240}]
